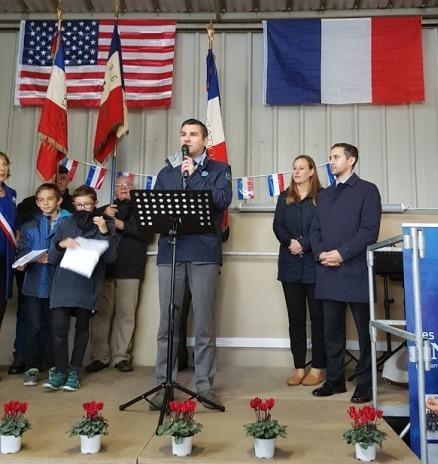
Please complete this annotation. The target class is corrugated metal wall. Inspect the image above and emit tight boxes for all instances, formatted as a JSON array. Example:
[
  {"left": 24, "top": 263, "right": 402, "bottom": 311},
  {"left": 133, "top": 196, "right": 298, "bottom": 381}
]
[{"left": 1, "top": 27, "right": 438, "bottom": 208}]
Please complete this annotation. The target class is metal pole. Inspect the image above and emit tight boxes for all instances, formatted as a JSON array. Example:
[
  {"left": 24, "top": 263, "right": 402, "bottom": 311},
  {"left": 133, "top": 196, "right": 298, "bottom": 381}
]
[
  {"left": 367, "top": 246, "right": 378, "bottom": 409},
  {"left": 410, "top": 227, "right": 428, "bottom": 464}
]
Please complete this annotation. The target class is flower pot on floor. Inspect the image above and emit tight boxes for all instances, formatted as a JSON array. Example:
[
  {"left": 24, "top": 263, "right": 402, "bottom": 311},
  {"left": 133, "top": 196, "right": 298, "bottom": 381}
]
[
  {"left": 355, "top": 443, "right": 376, "bottom": 461},
  {"left": 1, "top": 435, "right": 22, "bottom": 454},
  {"left": 172, "top": 436, "right": 193, "bottom": 456},
  {"left": 254, "top": 438, "right": 275, "bottom": 459},
  {"left": 80, "top": 434, "right": 101, "bottom": 454}
]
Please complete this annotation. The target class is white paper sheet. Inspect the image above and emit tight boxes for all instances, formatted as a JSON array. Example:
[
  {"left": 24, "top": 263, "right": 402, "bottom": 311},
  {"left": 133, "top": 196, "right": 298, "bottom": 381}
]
[{"left": 12, "top": 249, "right": 48, "bottom": 268}]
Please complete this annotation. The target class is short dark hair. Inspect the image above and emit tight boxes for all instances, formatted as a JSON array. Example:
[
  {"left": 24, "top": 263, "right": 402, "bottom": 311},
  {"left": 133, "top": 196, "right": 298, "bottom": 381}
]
[
  {"left": 72, "top": 185, "right": 97, "bottom": 203},
  {"left": 180, "top": 118, "right": 208, "bottom": 139},
  {"left": 58, "top": 164, "right": 69, "bottom": 175},
  {"left": 35, "top": 183, "right": 62, "bottom": 200},
  {"left": 331, "top": 143, "right": 359, "bottom": 168}
]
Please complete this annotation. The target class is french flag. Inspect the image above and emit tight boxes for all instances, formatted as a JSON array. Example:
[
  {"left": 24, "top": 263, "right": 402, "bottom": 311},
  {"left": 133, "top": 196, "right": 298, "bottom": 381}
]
[
  {"left": 36, "top": 30, "right": 68, "bottom": 180},
  {"left": 267, "top": 173, "right": 286, "bottom": 197},
  {"left": 237, "top": 177, "right": 254, "bottom": 200},
  {"left": 60, "top": 158, "right": 79, "bottom": 181},
  {"left": 263, "top": 17, "right": 424, "bottom": 105},
  {"left": 324, "top": 163, "right": 336, "bottom": 187},
  {"left": 144, "top": 175, "right": 157, "bottom": 190},
  {"left": 85, "top": 165, "right": 107, "bottom": 190},
  {"left": 93, "top": 22, "right": 129, "bottom": 164},
  {"left": 118, "top": 170, "right": 135, "bottom": 181}
]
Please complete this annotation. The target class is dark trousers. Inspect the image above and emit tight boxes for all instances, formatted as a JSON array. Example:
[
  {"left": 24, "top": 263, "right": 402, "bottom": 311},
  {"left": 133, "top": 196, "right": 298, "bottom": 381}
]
[
  {"left": 52, "top": 307, "right": 91, "bottom": 373},
  {"left": 178, "top": 276, "right": 192, "bottom": 367},
  {"left": 0, "top": 259, "right": 7, "bottom": 327},
  {"left": 12, "top": 271, "right": 28, "bottom": 361},
  {"left": 24, "top": 295, "right": 52, "bottom": 369},
  {"left": 323, "top": 300, "right": 371, "bottom": 387},
  {"left": 282, "top": 282, "right": 326, "bottom": 369}
]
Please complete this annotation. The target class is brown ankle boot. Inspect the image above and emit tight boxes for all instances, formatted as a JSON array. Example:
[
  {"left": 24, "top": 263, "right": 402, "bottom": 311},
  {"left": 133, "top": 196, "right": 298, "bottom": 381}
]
[{"left": 287, "top": 371, "right": 305, "bottom": 386}]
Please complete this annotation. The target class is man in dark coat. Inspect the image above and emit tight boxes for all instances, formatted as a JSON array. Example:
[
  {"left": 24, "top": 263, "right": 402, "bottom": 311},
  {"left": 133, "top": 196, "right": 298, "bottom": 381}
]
[
  {"left": 310, "top": 143, "right": 382, "bottom": 403},
  {"left": 87, "top": 175, "right": 152, "bottom": 373}
]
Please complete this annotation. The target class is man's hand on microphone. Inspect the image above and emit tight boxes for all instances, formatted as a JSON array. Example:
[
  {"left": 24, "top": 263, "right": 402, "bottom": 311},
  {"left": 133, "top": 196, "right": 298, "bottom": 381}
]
[{"left": 181, "top": 156, "right": 196, "bottom": 177}]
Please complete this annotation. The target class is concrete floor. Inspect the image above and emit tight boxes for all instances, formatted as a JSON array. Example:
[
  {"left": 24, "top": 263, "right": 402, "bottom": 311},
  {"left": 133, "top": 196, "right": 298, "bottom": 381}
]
[{"left": 0, "top": 365, "right": 418, "bottom": 463}]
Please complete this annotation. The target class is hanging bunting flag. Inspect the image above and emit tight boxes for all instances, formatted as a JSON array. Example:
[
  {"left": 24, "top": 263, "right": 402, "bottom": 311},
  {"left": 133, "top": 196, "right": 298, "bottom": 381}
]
[
  {"left": 60, "top": 158, "right": 79, "bottom": 181},
  {"left": 237, "top": 177, "right": 255, "bottom": 200},
  {"left": 36, "top": 29, "right": 68, "bottom": 180},
  {"left": 117, "top": 170, "right": 135, "bottom": 181},
  {"left": 324, "top": 163, "right": 336, "bottom": 186},
  {"left": 267, "top": 173, "right": 286, "bottom": 197},
  {"left": 93, "top": 22, "right": 129, "bottom": 164},
  {"left": 85, "top": 165, "right": 107, "bottom": 190},
  {"left": 144, "top": 175, "right": 157, "bottom": 190}
]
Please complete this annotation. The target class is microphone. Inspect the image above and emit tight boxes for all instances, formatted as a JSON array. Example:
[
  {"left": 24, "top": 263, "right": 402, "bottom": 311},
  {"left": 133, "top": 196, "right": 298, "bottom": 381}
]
[{"left": 181, "top": 144, "right": 190, "bottom": 178}]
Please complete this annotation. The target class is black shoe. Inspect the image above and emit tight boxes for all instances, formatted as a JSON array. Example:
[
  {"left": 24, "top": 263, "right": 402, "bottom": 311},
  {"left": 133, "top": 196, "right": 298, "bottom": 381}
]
[
  {"left": 351, "top": 386, "right": 372, "bottom": 403},
  {"left": 8, "top": 358, "right": 26, "bottom": 375},
  {"left": 115, "top": 360, "right": 134, "bottom": 373},
  {"left": 86, "top": 360, "right": 109, "bottom": 373},
  {"left": 312, "top": 382, "right": 347, "bottom": 397}
]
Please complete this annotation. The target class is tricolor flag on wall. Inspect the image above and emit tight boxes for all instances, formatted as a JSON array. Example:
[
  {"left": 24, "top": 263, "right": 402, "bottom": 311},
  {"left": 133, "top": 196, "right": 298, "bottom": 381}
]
[
  {"left": 117, "top": 170, "right": 135, "bottom": 181},
  {"left": 60, "top": 158, "right": 79, "bottom": 181},
  {"left": 263, "top": 17, "right": 424, "bottom": 105},
  {"left": 85, "top": 165, "right": 107, "bottom": 190},
  {"left": 237, "top": 177, "right": 255, "bottom": 200},
  {"left": 36, "top": 30, "right": 68, "bottom": 180},
  {"left": 144, "top": 175, "right": 157, "bottom": 190},
  {"left": 93, "top": 22, "right": 129, "bottom": 164},
  {"left": 324, "top": 163, "right": 336, "bottom": 187},
  {"left": 267, "top": 173, "right": 286, "bottom": 197}
]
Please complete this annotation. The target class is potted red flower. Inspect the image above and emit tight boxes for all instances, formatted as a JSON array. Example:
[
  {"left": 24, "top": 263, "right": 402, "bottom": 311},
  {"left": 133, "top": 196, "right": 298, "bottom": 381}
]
[
  {"left": 0, "top": 400, "right": 31, "bottom": 454},
  {"left": 69, "top": 401, "right": 109, "bottom": 454},
  {"left": 244, "top": 397, "right": 287, "bottom": 459},
  {"left": 156, "top": 399, "right": 203, "bottom": 456},
  {"left": 343, "top": 405, "right": 387, "bottom": 461}
]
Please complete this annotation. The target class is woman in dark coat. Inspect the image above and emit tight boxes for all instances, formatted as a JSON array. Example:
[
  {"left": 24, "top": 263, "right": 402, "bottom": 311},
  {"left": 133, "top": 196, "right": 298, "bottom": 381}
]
[
  {"left": 0, "top": 151, "right": 17, "bottom": 328},
  {"left": 273, "top": 155, "right": 326, "bottom": 387}
]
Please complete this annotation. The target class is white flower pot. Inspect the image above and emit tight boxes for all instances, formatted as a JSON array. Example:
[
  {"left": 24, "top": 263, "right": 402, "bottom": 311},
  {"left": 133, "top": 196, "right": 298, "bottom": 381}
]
[
  {"left": 171, "top": 436, "right": 193, "bottom": 456},
  {"left": 355, "top": 443, "right": 376, "bottom": 461},
  {"left": 254, "top": 438, "right": 275, "bottom": 459},
  {"left": 1, "top": 435, "right": 22, "bottom": 454},
  {"left": 80, "top": 434, "right": 101, "bottom": 454}
]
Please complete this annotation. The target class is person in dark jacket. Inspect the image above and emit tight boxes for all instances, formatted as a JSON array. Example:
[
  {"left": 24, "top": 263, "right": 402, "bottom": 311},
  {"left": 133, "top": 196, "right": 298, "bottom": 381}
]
[
  {"left": 87, "top": 175, "right": 152, "bottom": 374},
  {"left": 43, "top": 185, "right": 117, "bottom": 392},
  {"left": 273, "top": 155, "right": 326, "bottom": 387},
  {"left": 150, "top": 118, "right": 232, "bottom": 411},
  {"left": 310, "top": 143, "right": 382, "bottom": 403}
]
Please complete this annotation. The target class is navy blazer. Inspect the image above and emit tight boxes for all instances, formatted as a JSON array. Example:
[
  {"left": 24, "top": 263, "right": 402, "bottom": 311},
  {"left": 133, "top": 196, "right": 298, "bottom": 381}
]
[{"left": 310, "top": 173, "right": 382, "bottom": 303}]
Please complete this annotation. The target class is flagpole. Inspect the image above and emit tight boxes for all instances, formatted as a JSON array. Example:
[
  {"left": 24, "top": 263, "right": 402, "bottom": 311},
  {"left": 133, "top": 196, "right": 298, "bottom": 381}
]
[{"left": 53, "top": 0, "right": 62, "bottom": 187}]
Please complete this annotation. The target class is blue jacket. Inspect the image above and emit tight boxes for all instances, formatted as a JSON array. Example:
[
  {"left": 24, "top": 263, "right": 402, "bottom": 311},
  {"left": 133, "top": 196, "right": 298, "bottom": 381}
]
[
  {"left": 273, "top": 190, "right": 319, "bottom": 284},
  {"left": 48, "top": 213, "right": 118, "bottom": 311},
  {"left": 19, "top": 209, "right": 71, "bottom": 299},
  {"left": 0, "top": 184, "right": 17, "bottom": 299},
  {"left": 155, "top": 152, "right": 232, "bottom": 265},
  {"left": 310, "top": 173, "right": 382, "bottom": 303}
]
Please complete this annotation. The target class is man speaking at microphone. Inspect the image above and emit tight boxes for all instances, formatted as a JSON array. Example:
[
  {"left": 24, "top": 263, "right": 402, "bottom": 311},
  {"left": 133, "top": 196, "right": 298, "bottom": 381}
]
[{"left": 150, "top": 118, "right": 232, "bottom": 410}]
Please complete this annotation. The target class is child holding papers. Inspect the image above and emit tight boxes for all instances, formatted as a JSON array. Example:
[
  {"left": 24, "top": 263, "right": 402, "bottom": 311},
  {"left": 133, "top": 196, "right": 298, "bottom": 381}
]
[
  {"left": 17, "top": 183, "right": 71, "bottom": 386},
  {"left": 44, "top": 186, "right": 117, "bottom": 391}
]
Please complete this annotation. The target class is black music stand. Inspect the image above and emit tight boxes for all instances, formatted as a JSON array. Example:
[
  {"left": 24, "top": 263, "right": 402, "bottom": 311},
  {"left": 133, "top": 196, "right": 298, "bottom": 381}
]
[{"left": 119, "top": 190, "right": 225, "bottom": 430}]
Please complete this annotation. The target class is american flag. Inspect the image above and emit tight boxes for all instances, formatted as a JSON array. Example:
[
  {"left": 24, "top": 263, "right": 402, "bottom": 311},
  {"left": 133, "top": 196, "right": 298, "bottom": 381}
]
[{"left": 15, "top": 19, "right": 176, "bottom": 108}]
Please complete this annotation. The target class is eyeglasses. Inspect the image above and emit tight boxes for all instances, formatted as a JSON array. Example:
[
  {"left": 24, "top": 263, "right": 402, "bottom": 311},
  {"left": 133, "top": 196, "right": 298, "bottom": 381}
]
[
  {"left": 115, "top": 183, "right": 131, "bottom": 189},
  {"left": 74, "top": 202, "right": 94, "bottom": 209}
]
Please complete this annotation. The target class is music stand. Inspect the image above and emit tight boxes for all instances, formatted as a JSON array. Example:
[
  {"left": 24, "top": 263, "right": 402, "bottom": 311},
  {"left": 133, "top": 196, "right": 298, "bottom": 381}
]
[{"left": 119, "top": 190, "right": 225, "bottom": 430}]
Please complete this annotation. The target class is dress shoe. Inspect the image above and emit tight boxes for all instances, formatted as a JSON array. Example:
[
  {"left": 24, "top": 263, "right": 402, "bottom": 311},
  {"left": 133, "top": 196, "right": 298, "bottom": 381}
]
[
  {"left": 115, "top": 360, "right": 134, "bottom": 372},
  {"left": 302, "top": 370, "right": 325, "bottom": 386},
  {"left": 86, "top": 360, "right": 109, "bottom": 373},
  {"left": 8, "top": 358, "right": 26, "bottom": 375},
  {"left": 351, "top": 386, "right": 372, "bottom": 404},
  {"left": 198, "top": 390, "right": 223, "bottom": 409},
  {"left": 287, "top": 370, "right": 306, "bottom": 386},
  {"left": 312, "top": 382, "right": 347, "bottom": 397}
]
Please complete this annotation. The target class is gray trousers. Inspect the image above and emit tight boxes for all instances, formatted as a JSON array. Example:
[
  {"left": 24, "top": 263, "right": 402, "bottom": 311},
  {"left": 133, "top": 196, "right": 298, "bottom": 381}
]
[{"left": 155, "top": 263, "right": 219, "bottom": 392}]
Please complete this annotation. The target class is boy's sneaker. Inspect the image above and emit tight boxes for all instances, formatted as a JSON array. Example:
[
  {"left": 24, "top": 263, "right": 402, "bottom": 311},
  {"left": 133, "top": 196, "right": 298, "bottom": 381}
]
[
  {"left": 63, "top": 370, "right": 80, "bottom": 392},
  {"left": 43, "top": 371, "right": 67, "bottom": 390},
  {"left": 23, "top": 368, "right": 39, "bottom": 386}
]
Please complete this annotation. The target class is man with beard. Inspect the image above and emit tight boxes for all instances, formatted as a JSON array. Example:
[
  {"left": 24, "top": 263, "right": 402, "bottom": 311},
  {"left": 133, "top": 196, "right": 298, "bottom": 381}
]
[{"left": 87, "top": 175, "right": 152, "bottom": 373}]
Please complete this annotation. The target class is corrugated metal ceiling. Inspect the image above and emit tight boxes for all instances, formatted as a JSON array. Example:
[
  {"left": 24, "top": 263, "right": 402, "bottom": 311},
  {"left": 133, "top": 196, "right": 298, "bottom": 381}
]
[{"left": 0, "top": 0, "right": 436, "bottom": 21}]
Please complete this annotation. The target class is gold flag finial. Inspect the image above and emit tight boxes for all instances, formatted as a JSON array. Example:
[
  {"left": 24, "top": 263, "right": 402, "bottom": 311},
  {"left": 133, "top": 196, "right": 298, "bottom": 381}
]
[
  {"left": 207, "top": 21, "right": 215, "bottom": 50},
  {"left": 56, "top": 0, "right": 62, "bottom": 30}
]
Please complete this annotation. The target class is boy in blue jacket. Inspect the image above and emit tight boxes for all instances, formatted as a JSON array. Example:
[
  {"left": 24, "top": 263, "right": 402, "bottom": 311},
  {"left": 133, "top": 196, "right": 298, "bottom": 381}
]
[{"left": 17, "top": 183, "right": 70, "bottom": 386}]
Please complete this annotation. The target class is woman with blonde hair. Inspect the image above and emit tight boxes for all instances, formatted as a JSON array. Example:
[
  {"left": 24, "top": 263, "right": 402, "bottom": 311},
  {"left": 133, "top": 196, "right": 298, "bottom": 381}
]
[{"left": 273, "top": 155, "right": 326, "bottom": 386}]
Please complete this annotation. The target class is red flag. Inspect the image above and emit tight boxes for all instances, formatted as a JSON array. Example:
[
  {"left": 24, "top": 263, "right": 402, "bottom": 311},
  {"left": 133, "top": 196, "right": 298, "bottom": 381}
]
[
  {"left": 93, "top": 23, "right": 128, "bottom": 164},
  {"left": 36, "top": 32, "right": 68, "bottom": 180}
]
